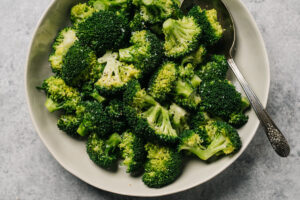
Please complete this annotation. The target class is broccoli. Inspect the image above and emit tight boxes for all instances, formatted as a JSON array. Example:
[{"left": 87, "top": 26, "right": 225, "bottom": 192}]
[
  {"left": 94, "top": 51, "right": 141, "bottom": 96},
  {"left": 199, "top": 80, "right": 244, "bottom": 120},
  {"left": 57, "top": 115, "right": 83, "bottom": 139},
  {"left": 148, "top": 61, "right": 177, "bottom": 102},
  {"left": 188, "top": 6, "right": 223, "bottom": 46},
  {"left": 197, "top": 55, "right": 228, "bottom": 82},
  {"left": 189, "top": 110, "right": 211, "bottom": 129},
  {"left": 77, "top": 101, "right": 111, "bottom": 137},
  {"left": 181, "top": 45, "right": 206, "bottom": 66},
  {"left": 105, "top": 99, "right": 127, "bottom": 133},
  {"left": 70, "top": 3, "right": 96, "bottom": 25},
  {"left": 86, "top": 133, "right": 122, "bottom": 169},
  {"left": 162, "top": 16, "right": 202, "bottom": 58},
  {"left": 179, "top": 121, "right": 241, "bottom": 160},
  {"left": 81, "top": 82, "right": 106, "bottom": 103},
  {"left": 88, "top": 0, "right": 131, "bottom": 17},
  {"left": 123, "top": 80, "right": 179, "bottom": 144},
  {"left": 77, "top": 11, "right": 129, "bottom": 55},
  {"left": 142, "top": 142, "right": 182, "bottom": 188},
  {"left": 40, "top": 76, "right": 81, "bottom": 113},
  {"left": 177, "top": 63, "right": 195, "bottom": 79},
  {"left": 129, "top": 13, "right": 147, "bottom": 32},
  {"left": 169, "top": 103, "right": 189, "bottom": 133},
  {"left": 119, "top": 131, "right": 146, "bottom": 174},
  {"left": 132, "top": 0, "right": 181, "bottom": 24},
  {"left": 61, "top": 42, "right": 97, "bottom": 87},
  {"left": 119, "top": 30, "right": 163, "bottom": 75},
  {"left": 49, "top": 27, "right": 78, "bottom": 74},
  {"left": 228, "top": 97, "right": 250, "bottom": 128}
]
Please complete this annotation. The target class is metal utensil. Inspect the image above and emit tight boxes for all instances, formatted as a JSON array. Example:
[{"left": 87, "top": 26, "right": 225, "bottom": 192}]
[{"left": 181, "top": 0, "right": 290, "bottom": 157}]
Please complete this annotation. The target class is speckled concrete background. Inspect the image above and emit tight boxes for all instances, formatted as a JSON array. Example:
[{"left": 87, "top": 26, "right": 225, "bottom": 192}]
[{"left": 0, "top": 0, "right": 299, "bottom": 199}]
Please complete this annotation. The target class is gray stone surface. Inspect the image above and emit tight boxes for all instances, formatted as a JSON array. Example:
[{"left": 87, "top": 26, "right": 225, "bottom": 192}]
[{"left": 0, "top": 0, "right": 299, "bottom": 199}]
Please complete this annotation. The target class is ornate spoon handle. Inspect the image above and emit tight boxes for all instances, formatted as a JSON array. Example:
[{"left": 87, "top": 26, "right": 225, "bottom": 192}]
[{"left": 227, "top": 58, "right": 290, "bottom": 157}]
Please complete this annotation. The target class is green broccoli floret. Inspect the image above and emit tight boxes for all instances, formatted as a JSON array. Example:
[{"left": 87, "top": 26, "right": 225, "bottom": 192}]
[
  {"left": 94, "top": 51, "right": 141, "bottom": 96},
  {"left": 123, "top": 80, "right": 179, "bottom": 144},
  {"left": 179, "top": 121, "right": 241, "bottom": 160},
  {"left": 57, "top": 115, "right": 83, "bottom": 139},
  {"left": 132, "top": 0, "right": 181, "bottom": 24},
  {"left": 162, "top": 16, "right": 202, "bottom": 58},
  {"left": 199, "top": 80, "right": 244, "bottom": 119},
  {"left": 119, "top": 30, "right": 163, "bottom": 75},
  {"left": 169, "top": 103, "right": 189, "bottom": 133},
  {"left": 61, "top": 42, "right": 97, "bottom": 87},
  {"left": 142, "top": 142, "right": 182, "bottom": 188},
  {"left": 228, "top": 97, "right": 250, "bottom": 128},
  {"left": 188, "top": 6, "right": 223, "bottom": 46},
  {"left": 77, "top": 10, "right": 129, "bottom": 55},
  {"left": 148, "top": 61, "right": 177, "bottom": 102},
  {"left": 88, "top": 0, "right": 132, "bottom": 17},
  {"left": 189, "top": 110, "right": 211, "bottom": 129},
  {"left": 129, "top": 13, "right": 147, "bottom": 32},
  {"left": 105, "top": 99, "right": 127, "bottom": 133},
  {"left": 181, "top": 45, "right": 206, "bottom": 66},
  {"left": 177, "top": 63, "right": 195, "bottom": 79},
  {"left": 77, "top": 101, "right": 111, "bottom": 137},
  {"left": 86, "top": 133, "right": 122, "bottom": 169},
  {"left": 40, "top": 76, "right": 81, "bottom": 113},
  {"left": 81, "top": 82, "right": 106, "bottom": 103},
  {"left": 119, "top": 131, "right": 146, "bottom": 174},
  {"left": 70, "top": 3, "right": 96, "bottom": 25},
  {"left": 197, "top": 55, "right": 228, "bottom": 81},
  {"left": 49, "top": 27, "right": 78, "bottom": 74}
]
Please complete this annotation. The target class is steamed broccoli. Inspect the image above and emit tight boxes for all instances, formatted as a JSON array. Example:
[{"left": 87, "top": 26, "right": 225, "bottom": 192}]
[
  {"left": 57, "top": 115, "right": 83, "bottom": 139},
  {"left": 228, "top": 97, "right": 250, "bottom": 128},
  {"left": 189, "top": 110, "right": 211, "bottom": 129},
  {"left": 94, "top": 51, "right": 141, "bottom": 96},
  {"left": 148, "top": 61, "right": 177, "bottom": 102},
  {"left": 188, "top": 6, "right": 223, "bottom": 46},
  {"left": 119, "top": 30, "right": 163, "bottom": 75},
  {"left": 179, "top": 121, "right": 241, "bottom": 160},
  {"left": 40, "top": 76, "right": 81, "bottom": 113},
  {"left": 162, "top": 16, "right": 202, "bottom": 58},
  {"left": 49, "top": 27, "right": 78, "bottom": 74},
  {"left": 81, "top": 82, "right": 106, "bottom": 103},
  {"left": 87, "top": 133, "right": 122, "bottom": 169},
  {"left": 105, "top": 99, "right": 127, "bottom": 133},
  {"left": 77, "top": 10, "right": 129, "bottom": 55},
  {"left": 119, "top": 131, "right": 146, "bottom": 174},
  {"left": 70, "top": 3, "right": 96, "bottom": 25},
  {"left": 129, "top": 13, "right": 147, "bottom": 32},
  {"left": 77, "top": 101, "right": 111, "bottom": 137},
  {"left": 123, "top": 80, "right": 178, "bottom": 144},
  {"left": 142, "top": 142, "right": 182, "bottom": 188},
  {"left": 88, "top": 0, "right": 132, "bottom": 17},
  {"left": 181, "top": 45, "right": 206, "bottom": 66},
  {"left": 132, "top": 0, "right": 181, "bottom": 24},
  {"left": 197, "top": 55, "right": 228, "bottom": 81},
  {"left": 61, "top": 42, "right": 97, "bottom": 87},
  {"left": 169, "top": 103, "right": 189, "bottom": 133}
]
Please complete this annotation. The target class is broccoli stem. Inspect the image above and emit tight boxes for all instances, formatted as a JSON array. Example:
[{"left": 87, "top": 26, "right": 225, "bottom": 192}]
[
  {"left": 142, "top": 104, "right": 161, "bottom": 125},
  {"left": 119, "top": 46, "right": 136, "bottom": 62},
  {"left": 90, "top": 89, "right": 106, "bottom": 103},
  {"left": 190, "top": 75, "right": 202, "bottom": 88},
  {"left": 158, "top": 107, "right": 176, "bottom": 135},
  {"left": 175, "top": 80, "right": 193, "bottom": 97},
  {"left": 44, "top": 98, "right": 61, "bottom": 112},
  {"left": 77, "top": 123, "right": 88, "bottom": 136}
]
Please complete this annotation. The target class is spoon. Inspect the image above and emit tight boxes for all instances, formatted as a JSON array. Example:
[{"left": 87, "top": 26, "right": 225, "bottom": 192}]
[{"left": 180, "top": 0, "right": 290, "bottom": 157}]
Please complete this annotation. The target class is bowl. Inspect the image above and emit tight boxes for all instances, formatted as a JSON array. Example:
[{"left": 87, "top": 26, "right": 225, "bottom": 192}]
[{"left": 25, "top": 0, "right": 270, "bottom": 197}]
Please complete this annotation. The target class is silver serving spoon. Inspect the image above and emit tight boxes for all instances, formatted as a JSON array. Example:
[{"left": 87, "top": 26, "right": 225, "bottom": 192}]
[{"left": 181, "top": 0, "right": 290, "bottom": 157}]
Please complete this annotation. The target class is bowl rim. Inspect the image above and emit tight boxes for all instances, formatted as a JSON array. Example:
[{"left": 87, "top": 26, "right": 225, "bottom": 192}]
[{"left": 25, "top": 0, "right": 270, "bottom": 197}]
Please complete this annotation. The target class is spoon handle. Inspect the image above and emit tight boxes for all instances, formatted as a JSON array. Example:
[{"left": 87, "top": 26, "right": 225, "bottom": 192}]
[{"left": 227, "top": 58, "right": 290, "bottom": 157}]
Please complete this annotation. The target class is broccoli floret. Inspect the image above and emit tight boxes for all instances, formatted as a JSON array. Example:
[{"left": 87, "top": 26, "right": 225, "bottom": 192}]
[
  {"left": 197, "top": 55, "right": 228, "bottom": 81},
  {"left": 177, "top": 63, "right": 195, "bottom": 79},
  {"left": 188, "top": 6, "right": 223, "bottom": 46},
  {"left": 77, "top": 11, "right": 129, "bottom": 55},
  {"left": 169, "top": 103, "right": 189, "bottom": 133},
  {"left": 61, "top": 42, "right": 97, "bottom": 87},
  {"left": 199, "top": 80, "right": 244, "bottom": 119},
  {"left": 241, "top": 96, "right": 250, "bottom": 111},
  {"left": 148, "top": 61, "right": 177, "bottom": 102},
  {"left": 179, "top": 121, "right": 241, "bottom": 160},
  {"left": 119, "top": 30, "right": 163, "bottom": 75},
  {"left": 123, "top": 80, "right": 179, "bottom": 144},
  {"left": 129, "top": 13, "right": 147, "bottom": 32},
  {"left": 132, "top": 0, "right": 181, "bottom": 24},
  {"left": 57, "top": 115, "right": 83, "bottom": 139},
  {"left": 88, "top": 0, "right": 131, "bottom": 17},
  {"left": 70, "top": 3, "right": 96, "bottom": 25},
  {"left": 119, "top": 131, "right": 146, "bottom": 174},
  {"left": 162, "top": 16, "right": 202, "bottom": 58},
  {"left": 77, "top": 101, "right": 111, "bottom": 137},
  {"left": 189, "top": 110, "right": 211, "bottom": 129},
  {"left": 105, "top": 99, "right": 127, "bottom": 133},
  {"left": 81, "top": 82, "right": 106, "bottom": 103},
  {"left": 228, "top": 97, "right": 250, "bottom": 128},
  {"left": 40, "top": 76, "right": 81, "bottom": 113},
  {"left": 87, "top": 133, "right": 122, "bottom": 169},
  {"left": 142, "top": 142, "right": 182, "bottom": 188},
  {"left": 49, "top": 28, "right": 78, "bottom": 74},
  {"left": 181, "top": 45, "right": 206, "bottom": 66},
  {"left": 94, "top": 51, "right": 141, "bottom": 96}
]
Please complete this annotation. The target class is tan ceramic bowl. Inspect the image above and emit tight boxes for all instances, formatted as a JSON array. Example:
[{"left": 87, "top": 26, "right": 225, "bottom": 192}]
[{"left": 25, "top": 0, "right": 270, "bottom": 197}]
